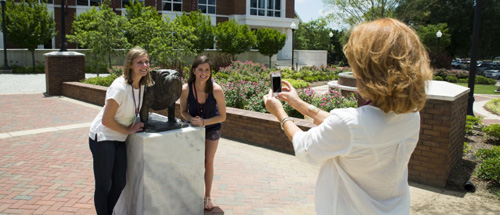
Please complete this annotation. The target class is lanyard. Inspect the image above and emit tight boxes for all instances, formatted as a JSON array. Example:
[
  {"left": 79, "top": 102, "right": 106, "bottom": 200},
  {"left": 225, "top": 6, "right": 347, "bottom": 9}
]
[
  {"left": 131, "top": 85, "right": 141, "bottom": 115},
  {"left": 193, "top": 84, "right": 207, "bottom": 118}
]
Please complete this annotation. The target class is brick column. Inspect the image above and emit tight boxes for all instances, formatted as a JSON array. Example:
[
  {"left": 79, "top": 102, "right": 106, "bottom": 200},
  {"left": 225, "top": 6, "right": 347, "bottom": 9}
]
[
  {"left": 409, "top": 81, "right": 469, "bottom": 187},
  {"left": 44, "top": 51, "right": 85, "bottom": 95}
]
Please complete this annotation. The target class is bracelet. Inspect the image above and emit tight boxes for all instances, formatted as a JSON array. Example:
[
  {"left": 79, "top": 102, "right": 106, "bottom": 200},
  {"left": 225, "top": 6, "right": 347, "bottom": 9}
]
[
  {"left": 308, "top": 104, "right": 320, "bottom": 114},
  {"left": 280, "top": 116, "right": 294, "bottom": 130},
  {"left": 201, "top": 118, "right": 205, "bottom": 127}
]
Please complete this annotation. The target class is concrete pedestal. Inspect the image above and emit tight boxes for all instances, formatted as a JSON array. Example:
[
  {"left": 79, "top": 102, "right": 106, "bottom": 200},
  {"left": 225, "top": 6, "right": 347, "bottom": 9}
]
[{"left": 114, "top": 124, "right": 205, "bottom": 215}]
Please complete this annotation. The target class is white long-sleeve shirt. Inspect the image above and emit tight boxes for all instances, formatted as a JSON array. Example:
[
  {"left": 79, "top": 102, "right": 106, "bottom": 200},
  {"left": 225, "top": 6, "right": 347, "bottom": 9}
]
[{"left": 293, "top": 105, "right": 420, "bottom": 215}]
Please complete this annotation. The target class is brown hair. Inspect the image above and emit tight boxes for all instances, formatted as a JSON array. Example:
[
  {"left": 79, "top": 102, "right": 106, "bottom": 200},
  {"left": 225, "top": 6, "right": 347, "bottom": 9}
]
[
  {"left": 188, "top": 55, "right": 213, "bottom": 93},
  {"left": 122, "top": 47, "right": 153, "bottom": 87},
  {"left": 343, "top": 18, "right": 433, "bottom": 113}
]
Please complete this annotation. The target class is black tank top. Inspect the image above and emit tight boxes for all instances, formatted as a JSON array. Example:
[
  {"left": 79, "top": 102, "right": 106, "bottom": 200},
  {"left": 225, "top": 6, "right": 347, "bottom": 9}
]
[{"left": 187, "top": 83, "right": 222, "bottom": 132}]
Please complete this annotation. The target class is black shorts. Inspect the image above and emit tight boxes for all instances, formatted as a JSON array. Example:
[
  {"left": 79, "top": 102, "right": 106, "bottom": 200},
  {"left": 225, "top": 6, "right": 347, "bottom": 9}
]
[{"left": 206, "top": 129, "right": 221, "bottom": 141}]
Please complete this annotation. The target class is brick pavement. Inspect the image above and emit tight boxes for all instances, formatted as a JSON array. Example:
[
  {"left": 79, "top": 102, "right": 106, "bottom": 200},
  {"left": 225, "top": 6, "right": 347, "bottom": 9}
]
[{"left": 0, "top": 94, "right": 318, "bottom": 215}]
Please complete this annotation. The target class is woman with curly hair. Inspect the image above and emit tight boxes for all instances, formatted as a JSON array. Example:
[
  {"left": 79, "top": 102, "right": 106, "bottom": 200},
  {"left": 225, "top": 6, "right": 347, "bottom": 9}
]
[{"left": 263, "top": 18, "right": 433, "bottom": 214}]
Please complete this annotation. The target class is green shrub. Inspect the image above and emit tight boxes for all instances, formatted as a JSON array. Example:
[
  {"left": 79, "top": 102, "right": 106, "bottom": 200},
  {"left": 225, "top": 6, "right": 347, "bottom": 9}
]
[
  {"left": 463, "top": 142, "right": 473, "bottom": 154},
  {"left": 485, "top": 98, "right": 500, "bottom": 116},
  {"left": 475, "top": 76, "right": 497, "bottom": 85},
  {"left": 476, "top": 146, "right": 500, "bottom": 160},
  {"left": 446, "top": 76, "right": 458, "bottom": 83},
  {"left": 433, "top": 76, "right": 444, "bottom": 81},
  {"left": 475, "top": 146, "right": 500, "bottom": 183},
  {"left": 475, "top": 156, "right": 500, "bottom": 183},
  {"left": 458, "top": 78, "right": 468, "bottom": 83},
  {"left": 482, "top": 124, "right": 500, "bottom": 140},
  {"left": 85, "top": 65, "right": 108, "bottom": 74},
  {"left": 82, "top": 75, "right": 118, "bottom": 87},
  {"left": 10, "top": 64, "right": 45, "bottom": 74},
  {"left": 108, "top": 66, "right": 123, "bottom": 76},
  {"left": 465, "top": 115, "right": 484, "bottom": 134},
  {"left": 284, "top": 79, "right": 309, "bottom": 89}
]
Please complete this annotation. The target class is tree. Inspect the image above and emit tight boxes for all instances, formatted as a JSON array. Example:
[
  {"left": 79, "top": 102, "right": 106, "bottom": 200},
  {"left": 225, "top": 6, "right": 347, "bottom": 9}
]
[
  {"left": 149, "top": 20, "right": 197, "bottom": 69},
  {"left": 416, "top": 23, "right": 451, "bottom": 54},
  {"left": 395, "top": 0, "right": 474, "bottom": 58},
  {"left": 1, "top": 0, "right": 56, "bottom": 72},
  {"left": 174, "top": 10, "right": 215, "bottom": 55},
  {"left": 293, "top": 18, "right": 332, "bottom": 51},
  {"left": 215, "top": 19, "right": 256, "bottom": 61},
  {"left": 123, "top": 2, "right": 163, "bottom": 53},
  {"left": 324, "top": 0, "right": 399, "bottom": 26},
  {"left": 68, "top": 7, "right": 105, "bottom": 74},
  {"left": 68, "top": 0, "right": 129, "bottom": 75},
  {"left": 255, "top": 28, "right": 286, "bottom": 67},
  {"left": 416, "top": 23, "right": 452, "bottom": 68}
]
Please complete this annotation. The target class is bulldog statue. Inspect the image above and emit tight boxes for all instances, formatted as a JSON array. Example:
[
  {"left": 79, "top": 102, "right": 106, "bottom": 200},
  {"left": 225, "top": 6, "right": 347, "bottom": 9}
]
[{"left": 140, "top": 69, "right": 188, "bottom": 132}]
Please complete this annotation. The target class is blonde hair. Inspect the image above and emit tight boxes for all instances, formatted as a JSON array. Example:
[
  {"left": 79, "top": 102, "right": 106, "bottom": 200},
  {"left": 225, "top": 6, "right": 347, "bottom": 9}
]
[
  {"left": 343, "top": 18, "right": 433, "bottom": 113},
  {"left": 123, "top": 47, "right": 153, "bottom": 87}
]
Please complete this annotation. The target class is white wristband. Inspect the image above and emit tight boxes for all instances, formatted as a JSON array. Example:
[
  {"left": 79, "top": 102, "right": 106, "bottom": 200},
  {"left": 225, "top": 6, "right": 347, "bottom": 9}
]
[{"left": 308, "top": 104, "right": 320, "bottom": 114}]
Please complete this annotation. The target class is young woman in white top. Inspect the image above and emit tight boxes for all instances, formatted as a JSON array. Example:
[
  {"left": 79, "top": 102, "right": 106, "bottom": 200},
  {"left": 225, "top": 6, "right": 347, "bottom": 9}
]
[
  {"left": 263, "top": 18, "right": 433, "bottom": 214},
  {"left": 88, "top": 47, "right": 153, "bottom": 215}
]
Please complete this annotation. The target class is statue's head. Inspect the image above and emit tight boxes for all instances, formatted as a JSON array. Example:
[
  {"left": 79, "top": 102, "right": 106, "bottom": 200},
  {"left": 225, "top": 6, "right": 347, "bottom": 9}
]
[{"left": 148, "top": 69, "right": 182, "bottom": 109}]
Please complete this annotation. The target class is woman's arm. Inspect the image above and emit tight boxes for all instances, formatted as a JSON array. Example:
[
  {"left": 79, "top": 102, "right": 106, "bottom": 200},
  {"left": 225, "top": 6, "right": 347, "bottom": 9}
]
[
  {"left": 179, "top": 84, "right": 192, "bottom": 121},
  {"left": 101, "top": 99, "right": 143, "bottom": 134},
  {"left": 203, "top": 83, "right": 227, "bottom": 126},
  {"left": 278, "top": 80, "right": 329, "bottom": 126}
]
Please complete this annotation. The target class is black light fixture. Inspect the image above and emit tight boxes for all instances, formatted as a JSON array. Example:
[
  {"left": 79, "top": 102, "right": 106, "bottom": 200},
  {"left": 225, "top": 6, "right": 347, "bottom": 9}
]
[
  {"left": 436, "top": 30, "right": 442, "bottom": 57},
  {"left": 60, "top": 0, "right": 67, "bottom": 52},
  {"left": 467, "top": 0, "right": 483, "bottom": 116},
  {"left": 290, "top": 22, "right": 297, "bottom": 70},
  {"left": 329, "top": 31, "right": 333, "bottom": 65},
  {"left": 1, "top": 0, "right": 10, "bottom": 70}
]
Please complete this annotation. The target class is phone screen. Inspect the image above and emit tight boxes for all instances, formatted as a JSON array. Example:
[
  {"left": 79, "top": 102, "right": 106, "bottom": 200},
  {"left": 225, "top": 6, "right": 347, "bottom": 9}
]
[{"left": 272, "top": 76, "right": 282, "bottom": 93}]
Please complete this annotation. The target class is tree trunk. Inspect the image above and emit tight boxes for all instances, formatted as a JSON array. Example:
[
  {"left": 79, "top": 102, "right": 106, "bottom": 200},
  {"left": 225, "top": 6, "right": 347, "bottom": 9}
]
[
  {"left": 108, "top": 53, "right": 112, "bottom": 71},
  {"left": 269, "top": 56, "right": 272, "bottom": 68},
  {"left": 31, "top": 50, "right": 35, "bottom": 73}
]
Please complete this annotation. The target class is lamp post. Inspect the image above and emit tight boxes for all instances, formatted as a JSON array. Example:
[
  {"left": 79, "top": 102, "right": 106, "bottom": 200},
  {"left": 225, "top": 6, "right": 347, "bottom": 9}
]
[
  {"left": 467, "top": 0, "right": 483, "bottom": 116},
  {"left": 436, "top": 30, "right": 442, "bottom": 57},
  {"left": 1, "top": 0, "right": 10, "bottom": 70},
  {"left": 60, "top": 0, "right": 67, "bottom": 52},
  {"left": 329, "top": 31, "right": 333, "bottom": 65},
  {"left": 290, "top": 22, "right": 297, "bottom": 70}
]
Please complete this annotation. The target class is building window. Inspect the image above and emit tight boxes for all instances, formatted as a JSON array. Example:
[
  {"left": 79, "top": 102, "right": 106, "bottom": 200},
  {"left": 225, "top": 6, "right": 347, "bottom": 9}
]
[
  {"left": 162, "top": 0, "right": 182, "bottom": 11},
  {"left": 77, "top": 0, "right": 101, "bottom": 6},
  {"left": 123, "top": 0, "right": 144, "bottom": 8},
  {"left": 198, "top": 0, "right": 215, "bottom": 14},
  {"left": 250, "top": 0, "right": 280, "bottom": 17}
]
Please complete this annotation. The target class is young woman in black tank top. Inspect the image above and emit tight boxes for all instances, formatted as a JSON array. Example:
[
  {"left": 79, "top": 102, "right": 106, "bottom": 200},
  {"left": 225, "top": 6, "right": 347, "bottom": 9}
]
[{"left": 179, "top": 56, "right": 227, "bottom": 211}]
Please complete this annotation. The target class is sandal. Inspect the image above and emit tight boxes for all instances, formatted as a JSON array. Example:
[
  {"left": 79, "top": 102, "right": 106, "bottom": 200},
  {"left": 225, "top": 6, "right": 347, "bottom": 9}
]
[{"left": 204, "top": 197, "right": 214, "bottom": 211}]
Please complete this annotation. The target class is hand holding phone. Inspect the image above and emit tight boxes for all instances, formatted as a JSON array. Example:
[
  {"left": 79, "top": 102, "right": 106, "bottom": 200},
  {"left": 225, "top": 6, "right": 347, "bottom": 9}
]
[{"left": 271, "top": 72, "right": 282, "bottom": 97}]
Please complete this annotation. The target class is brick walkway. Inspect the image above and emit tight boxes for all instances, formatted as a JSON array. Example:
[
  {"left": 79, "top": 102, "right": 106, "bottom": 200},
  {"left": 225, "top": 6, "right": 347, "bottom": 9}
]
[{"left": 0, "top": 94, "right": 318, "bottom": 215}]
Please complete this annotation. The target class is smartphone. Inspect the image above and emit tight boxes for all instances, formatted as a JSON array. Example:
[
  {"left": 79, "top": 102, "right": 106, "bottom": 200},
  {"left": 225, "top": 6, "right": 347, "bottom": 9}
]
[{"left": 270, "top": 72, "right": 282, "bottom": 97}]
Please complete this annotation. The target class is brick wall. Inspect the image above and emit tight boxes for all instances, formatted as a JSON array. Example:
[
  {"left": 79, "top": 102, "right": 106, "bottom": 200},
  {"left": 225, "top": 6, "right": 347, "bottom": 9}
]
[
  {"left": 45, "top": 53, "right": 85, "bottom": 95},
  {"left": 61, "top": 82, "right": 467, "bottom": 188},
  {"left": 410, "top": 95, "right": 467, "bottom": 187}
]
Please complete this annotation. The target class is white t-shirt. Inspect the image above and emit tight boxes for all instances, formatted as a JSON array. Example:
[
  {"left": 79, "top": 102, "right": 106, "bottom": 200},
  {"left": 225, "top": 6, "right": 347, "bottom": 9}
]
[
  {"left": 293, "top": 105, "right": 420, "bottom": 215},
  {"left": 89, "top": 76, "right": 144, "bottom": 142}
]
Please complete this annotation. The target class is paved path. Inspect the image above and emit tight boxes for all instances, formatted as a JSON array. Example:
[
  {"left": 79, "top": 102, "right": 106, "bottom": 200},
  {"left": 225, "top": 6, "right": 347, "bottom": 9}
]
[{"left": 0, "top": 75, "right": 499, "bottom": 214}]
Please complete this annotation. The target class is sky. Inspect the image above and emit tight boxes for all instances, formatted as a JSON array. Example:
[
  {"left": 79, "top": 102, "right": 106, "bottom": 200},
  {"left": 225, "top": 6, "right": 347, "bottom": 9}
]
[{"left": 295, "top": 0, "right": 328, "bottom": 23}]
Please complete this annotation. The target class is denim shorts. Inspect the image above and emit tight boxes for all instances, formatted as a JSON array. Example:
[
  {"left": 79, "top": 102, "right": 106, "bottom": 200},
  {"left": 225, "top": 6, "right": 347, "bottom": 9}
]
[{"left": 206, "top": 129, "right": 221, "bottom": 141}]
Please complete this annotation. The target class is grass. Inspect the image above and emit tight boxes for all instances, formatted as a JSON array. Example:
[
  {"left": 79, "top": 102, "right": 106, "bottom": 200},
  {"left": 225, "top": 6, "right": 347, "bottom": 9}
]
[{"left": 456, "top": 83, "right": 500, "bottom": 94}]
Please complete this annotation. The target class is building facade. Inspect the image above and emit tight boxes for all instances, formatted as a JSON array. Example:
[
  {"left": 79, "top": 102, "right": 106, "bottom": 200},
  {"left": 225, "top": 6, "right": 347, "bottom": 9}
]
[{"left": 1, "top": 0, "right": 299, "bottom": 60}]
